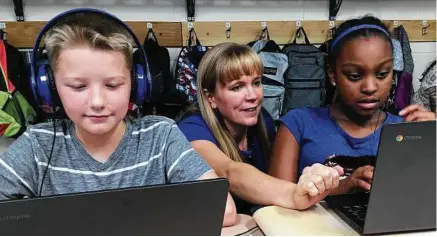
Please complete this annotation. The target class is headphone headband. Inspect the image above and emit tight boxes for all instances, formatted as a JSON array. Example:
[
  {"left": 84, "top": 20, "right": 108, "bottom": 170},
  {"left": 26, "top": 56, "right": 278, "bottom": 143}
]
[{"left": 30, "top": 8, "right": 152, "bottom": 114}]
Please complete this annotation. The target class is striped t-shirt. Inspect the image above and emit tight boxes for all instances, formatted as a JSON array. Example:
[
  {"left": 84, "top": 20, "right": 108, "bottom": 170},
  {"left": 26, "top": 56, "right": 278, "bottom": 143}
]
[{"left": 0, "top": 116, "right": 212, "bottom": 200}]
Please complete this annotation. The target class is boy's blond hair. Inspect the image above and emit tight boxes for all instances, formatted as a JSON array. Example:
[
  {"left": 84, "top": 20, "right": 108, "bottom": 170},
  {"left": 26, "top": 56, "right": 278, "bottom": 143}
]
[{"left": 44, "top": 14, "right": 134, "bottom": 72}]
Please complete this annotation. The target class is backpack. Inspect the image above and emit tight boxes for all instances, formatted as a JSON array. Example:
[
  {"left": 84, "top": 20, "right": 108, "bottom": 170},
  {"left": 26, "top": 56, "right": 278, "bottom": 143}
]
[
  {"left": 281, "top": 27, "right": 326, "bottom": 114},
  {"left": 0, "top": 40, "right": 36, "bottom": 138},
  {"left": 134, "top": 29, "right": 188, "bottom": 119},
  {"left": 175, "top": 28, "right": 208, "bottom": 104},
  {"left": 319, "top": 39, "right": 335, "bottom": 106},
  {"left": 412, "top": 60, "right": 436, "bottom": 112},
  {"left": 248, "top": 39, "right": 288, "bottom": 120}
]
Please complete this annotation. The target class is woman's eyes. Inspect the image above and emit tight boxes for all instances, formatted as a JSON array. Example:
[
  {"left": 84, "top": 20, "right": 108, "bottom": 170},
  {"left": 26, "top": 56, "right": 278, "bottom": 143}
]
[
  {"left": 230, "top": 85, "right": 242, "bottom": 91},
  {"left": 230, "top": 80, "right": 261, "bottom": 91}
]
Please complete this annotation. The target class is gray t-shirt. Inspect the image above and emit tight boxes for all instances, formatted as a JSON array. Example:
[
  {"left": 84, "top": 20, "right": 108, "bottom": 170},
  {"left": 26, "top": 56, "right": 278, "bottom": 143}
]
[{"left": 0, "top": 116, "right": 211, "bottom": 200}]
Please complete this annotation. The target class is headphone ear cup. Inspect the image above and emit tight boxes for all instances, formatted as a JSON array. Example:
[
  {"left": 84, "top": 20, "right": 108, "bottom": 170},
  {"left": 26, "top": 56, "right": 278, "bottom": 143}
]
[
  {"left": 35, "top": 63, "right": 55, "bottom": 113},
  {"left": 130, "top": 63, "right": 138, "bottom": 105},
  {"left": 134, "top": 64, "right": 146, "bottom": 106},
  {"left": 46, "top": 65, "right": 62, "bottom": 110}
]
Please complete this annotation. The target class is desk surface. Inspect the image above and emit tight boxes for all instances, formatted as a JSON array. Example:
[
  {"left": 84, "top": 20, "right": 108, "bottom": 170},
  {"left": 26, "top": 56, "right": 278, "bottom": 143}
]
[{"left": 221, "top": 202, "right": 436, "bottom": 236}]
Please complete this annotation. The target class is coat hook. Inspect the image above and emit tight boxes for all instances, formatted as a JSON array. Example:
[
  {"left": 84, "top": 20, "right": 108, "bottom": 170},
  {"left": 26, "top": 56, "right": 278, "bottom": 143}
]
[
  {"left": 329, "top": 20, "right": 335, "bottom": 38},
  {"left": 0, "top": 23, "right": 6, "bottom": 41},
  {"left": 260, "top": 21, "right": 268, "bottom": 40},
  {"left": 261, "top": 21, "right": 267, "bottom": 30},
  {"left": 422, "top": 20, "right": 430, "bottom": 35},
  {"left": 225, "top": 22, "right": 231, "bottom": 39},
  {"left": 188, "top": 22, "right": 194, "bottom": 30},
  {"left": 296, "top": 21, "right": 302, "bottom": 38}
]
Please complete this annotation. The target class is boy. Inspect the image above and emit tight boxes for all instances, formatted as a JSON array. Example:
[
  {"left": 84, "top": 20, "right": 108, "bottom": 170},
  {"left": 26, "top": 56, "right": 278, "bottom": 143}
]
[{"left": 0, "top": 9, "right": 237, "bottom": 227}]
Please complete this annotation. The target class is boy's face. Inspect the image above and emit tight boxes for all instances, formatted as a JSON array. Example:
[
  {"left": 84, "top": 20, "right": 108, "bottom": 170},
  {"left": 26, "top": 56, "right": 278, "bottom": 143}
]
[{"left": 54, "top": 46, "right": 131, "bottom": 136}]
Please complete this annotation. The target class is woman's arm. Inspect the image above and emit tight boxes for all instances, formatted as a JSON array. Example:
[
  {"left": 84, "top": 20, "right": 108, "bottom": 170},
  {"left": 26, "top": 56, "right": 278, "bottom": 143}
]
[
  {"left": 268, "top": 124, "right": 300, "bottom": 183},
  {"left": 199, "top": 170, "right": 237, "bottom": 227},
  {"left": 192, "top": 140, "right": 295, "bottom": 208},
  {"left": 191, "top": 140, "right": 342, "bottom": 210}
]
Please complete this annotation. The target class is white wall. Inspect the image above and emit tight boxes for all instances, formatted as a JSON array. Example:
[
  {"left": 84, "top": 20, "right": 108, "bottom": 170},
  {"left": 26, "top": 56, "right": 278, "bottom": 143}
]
[{"left": 0, "top": 0, "right": 435, "bottom": 88}]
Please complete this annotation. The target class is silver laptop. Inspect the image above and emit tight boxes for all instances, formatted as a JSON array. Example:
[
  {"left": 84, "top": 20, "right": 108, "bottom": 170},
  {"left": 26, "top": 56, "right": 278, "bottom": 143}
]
[
  {"left": 0, "top": 178, "right": 229, "bottom": 235},
  {"left": 325, "top": 121, "right": 436, "bottom": 235}
]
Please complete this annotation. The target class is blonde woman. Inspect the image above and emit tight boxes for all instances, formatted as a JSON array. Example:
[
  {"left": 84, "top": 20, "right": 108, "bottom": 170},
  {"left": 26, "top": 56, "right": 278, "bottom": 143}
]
[{"left": 178, "top": 42, "right": 344, "bottom": 214}]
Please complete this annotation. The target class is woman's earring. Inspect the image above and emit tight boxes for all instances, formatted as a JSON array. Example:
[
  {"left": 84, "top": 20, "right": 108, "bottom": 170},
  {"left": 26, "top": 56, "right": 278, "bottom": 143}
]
[{"left": 332, "top": 82, "right": 336, "bottom": 86}]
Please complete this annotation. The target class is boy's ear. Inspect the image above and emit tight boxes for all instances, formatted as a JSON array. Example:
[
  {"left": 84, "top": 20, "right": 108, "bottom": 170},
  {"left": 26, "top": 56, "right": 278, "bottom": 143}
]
[{"left": 203, "top": 89, "right": 217, "bottom": 109}]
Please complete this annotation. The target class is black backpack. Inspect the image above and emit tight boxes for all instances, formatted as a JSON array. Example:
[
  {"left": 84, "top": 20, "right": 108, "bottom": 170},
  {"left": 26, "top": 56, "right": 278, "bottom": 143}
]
[
  {"left": 133, "top": 29, "right": 187, "bottom": 119},
  {"left": 281, "top": 27, "right": 326, "bottom": 114},
  {"left": 319, "top": 38, "right": 335, "bottom": 106}
]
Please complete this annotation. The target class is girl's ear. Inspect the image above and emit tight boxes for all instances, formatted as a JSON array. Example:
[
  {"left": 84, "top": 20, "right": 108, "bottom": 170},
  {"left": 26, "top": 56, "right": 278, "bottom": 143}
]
[{"left": 327, "top": 64, "right": 336, "bottom": 86}]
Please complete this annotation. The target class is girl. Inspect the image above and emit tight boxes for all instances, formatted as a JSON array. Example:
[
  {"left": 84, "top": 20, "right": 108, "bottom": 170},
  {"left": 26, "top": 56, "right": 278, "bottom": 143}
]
[{"left": 269, "top": 16, "right": 435, "bottom": 195}]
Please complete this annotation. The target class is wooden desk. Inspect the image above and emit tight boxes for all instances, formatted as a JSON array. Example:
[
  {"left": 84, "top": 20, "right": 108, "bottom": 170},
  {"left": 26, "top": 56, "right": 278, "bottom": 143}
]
[
  {"left": 221, "top": 214, "right": 263, "bottom": 236},
  {"left": 221, "top": 202, "right": 436, "bottom": 236}
]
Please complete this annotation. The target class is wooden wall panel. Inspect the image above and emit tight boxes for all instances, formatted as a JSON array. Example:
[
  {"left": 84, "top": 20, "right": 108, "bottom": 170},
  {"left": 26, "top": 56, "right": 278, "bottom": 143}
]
[
  {"left": 182, "top": 20, "right": 436, "bottom": 46},
  {"left": 2, "top": 21, "right": 182, "bottom": 48}
]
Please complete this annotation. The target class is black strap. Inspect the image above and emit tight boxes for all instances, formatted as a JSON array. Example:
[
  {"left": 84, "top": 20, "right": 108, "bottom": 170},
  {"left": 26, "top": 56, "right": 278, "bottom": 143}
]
[
  {"left": 0, "top": 29, "right": 6, "bottom": 41},
  {"left": 187, "top": 28, "right": 201, "bottom": 46},
  {"left": 145, "top": 28, "right": 158, "bottom": 43},
  {"left": 259, "top": 27, "right": 270, "bottom": 40},
  {"left": 13, "top": 0, "right": 24, "bottom": 21},
  {"left": 329, "top": 0, "right": 343, "bottom": 20},
  {"left": 292, "top": 27, "right": 310, "bottom": 45},
  {"left": 186, "top": 0, "right": 195, "bottom": 22}
]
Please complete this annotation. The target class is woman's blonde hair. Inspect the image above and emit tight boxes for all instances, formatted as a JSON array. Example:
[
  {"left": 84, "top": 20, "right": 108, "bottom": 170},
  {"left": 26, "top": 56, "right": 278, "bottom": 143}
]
[
  {"left": 44, "top": 14, "right": 134, "bottom": 72},
  {"left": 197, "top": 42, "right": 271, "bottom": 163}
]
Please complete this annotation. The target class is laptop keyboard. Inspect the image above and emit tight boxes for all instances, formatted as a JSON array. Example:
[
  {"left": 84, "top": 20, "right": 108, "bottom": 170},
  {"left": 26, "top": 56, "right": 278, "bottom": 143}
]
[{"left": 338, "top": 204, "right": 368, "bottom": 227}]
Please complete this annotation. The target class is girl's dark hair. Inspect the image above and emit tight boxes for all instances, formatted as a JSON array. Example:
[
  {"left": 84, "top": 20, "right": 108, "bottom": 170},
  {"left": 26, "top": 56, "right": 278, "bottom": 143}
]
[{"left": 328, "top": 15, "right": 393, "bottom": 69}]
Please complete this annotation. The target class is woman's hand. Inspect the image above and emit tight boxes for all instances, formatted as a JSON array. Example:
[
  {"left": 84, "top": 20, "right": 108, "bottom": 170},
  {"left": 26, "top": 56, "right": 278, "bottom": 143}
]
[{"left": 291, "top": 163, "right": 344, "bottom": 210}]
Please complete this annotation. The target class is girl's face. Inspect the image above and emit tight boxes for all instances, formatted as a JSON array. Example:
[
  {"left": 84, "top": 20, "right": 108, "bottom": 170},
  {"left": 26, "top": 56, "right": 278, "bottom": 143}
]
[
  {"left": 55, "top": 46, "right": 131, "bottom": 138},
  {"left": 207, "top": 74, "right": 263, "bottom": 129},
  {"left": 330, "top": 35, "right": 393, "bottom": 118}
]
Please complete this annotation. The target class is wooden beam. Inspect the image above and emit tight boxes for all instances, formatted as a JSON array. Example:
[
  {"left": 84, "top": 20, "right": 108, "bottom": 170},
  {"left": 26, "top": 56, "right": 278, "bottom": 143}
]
[
  {"left": 3, "top": 21, "right": 182, "bottom": 48},
  {"left": 384, "top": 20, "right": 436, "bottom": 42},
  {"left": 125, "top": 22, "right": 182, "bottom": 47},
  {"left": 182, "top": 20, "right": 436, "bottom": 46},
  {"left": 2, "top": 20, "right": 434, "bottom": 48}
]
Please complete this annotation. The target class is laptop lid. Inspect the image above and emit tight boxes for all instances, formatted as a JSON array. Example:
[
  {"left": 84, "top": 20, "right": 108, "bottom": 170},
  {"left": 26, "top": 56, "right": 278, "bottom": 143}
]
[
  {"left": 363, "top": 121, "right": 436, "bottom": 235},
  {"left": 0, "top": 178, "right": 229, "bottom": 235}
]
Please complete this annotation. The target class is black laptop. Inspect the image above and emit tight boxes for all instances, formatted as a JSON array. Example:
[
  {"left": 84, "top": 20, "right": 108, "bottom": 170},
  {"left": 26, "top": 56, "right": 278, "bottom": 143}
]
[
  {"left": 325, "top": 121, "right": 436, "bottom": 235},
  {"left": 0, "top": 178, "right": 229, "bottom": 235}
]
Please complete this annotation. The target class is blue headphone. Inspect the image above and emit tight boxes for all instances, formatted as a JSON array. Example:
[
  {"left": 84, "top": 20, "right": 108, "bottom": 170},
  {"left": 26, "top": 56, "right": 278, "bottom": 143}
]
[{"left": 30, "top": 8, "right": 152, "bottom": 115}]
